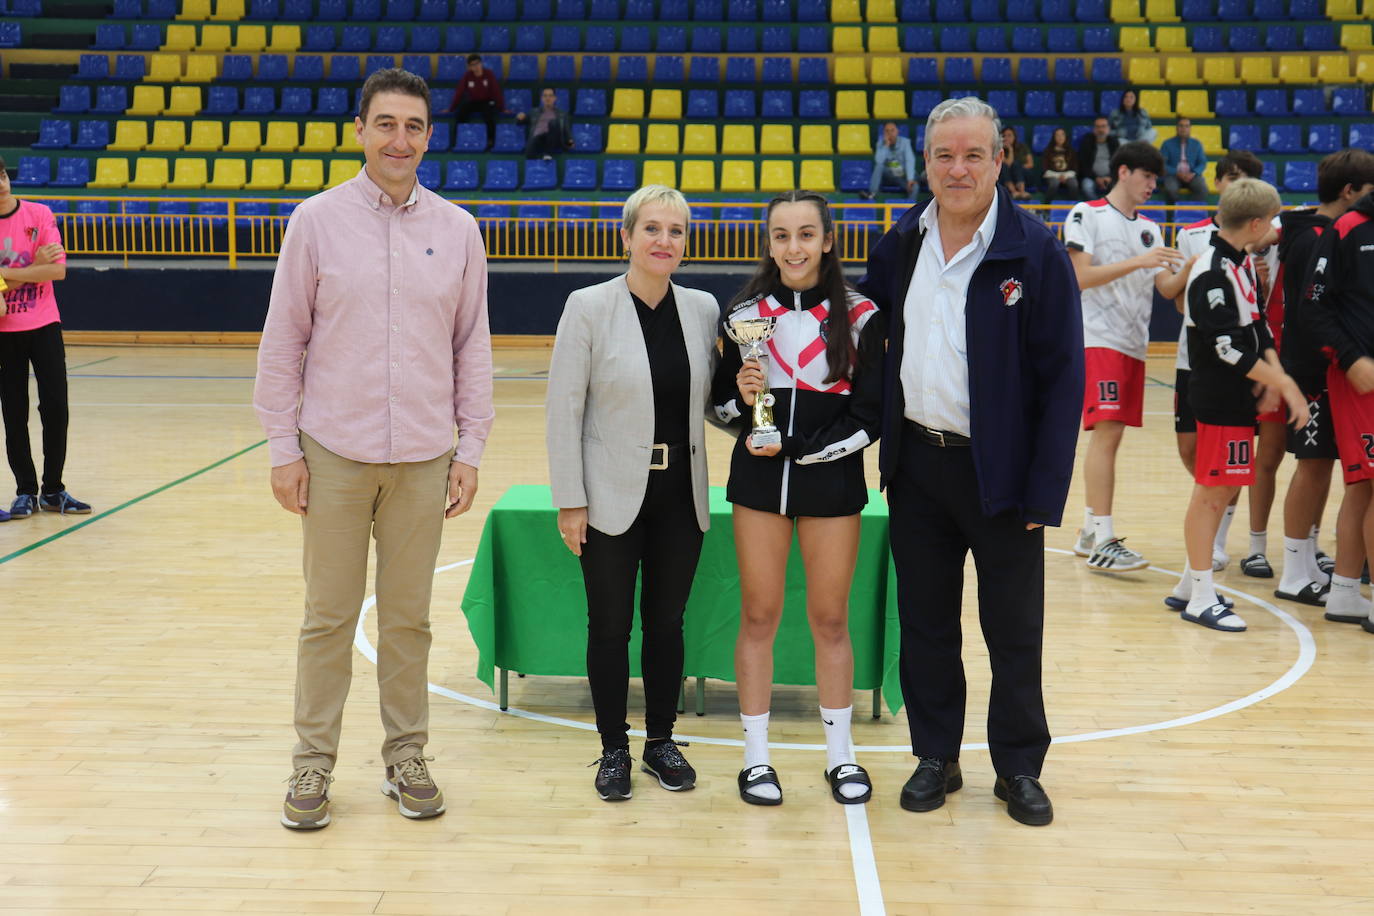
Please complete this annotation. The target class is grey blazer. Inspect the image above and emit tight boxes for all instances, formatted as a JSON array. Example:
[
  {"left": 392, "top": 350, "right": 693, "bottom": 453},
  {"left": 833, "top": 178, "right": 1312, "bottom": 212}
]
[{"left": 546, "top": 274, "right": 719, "bottom": 536}]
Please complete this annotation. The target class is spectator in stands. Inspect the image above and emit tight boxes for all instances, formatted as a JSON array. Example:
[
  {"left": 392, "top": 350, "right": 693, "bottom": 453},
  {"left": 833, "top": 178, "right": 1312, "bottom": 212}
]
[
  {"left": 445, "top": 53, "right": 506, "bottom": 151},
  {"left": 858, "top": 122, "right": 919, "bottom": 201},
  {"left": 516, "top": 87, "right": 573, "bottom": 160},
  {"left": 1077, "top": 117, "right": 1120, "bottom": 201},
  {"left": 0, "top": 155, "right": 90, "bottom": 521},
  {"left": 1108, "top": 89, "right": 1157, "bottom": 145},
  {"left": 999, "top": 126, "right": 1034, "bottom": 201},
  {"left": 1160, "top": 117, "right": 1209, "bottom": 205},
  {"left": 1041, "top": 126, "right": 1078, "bottom": 202}
]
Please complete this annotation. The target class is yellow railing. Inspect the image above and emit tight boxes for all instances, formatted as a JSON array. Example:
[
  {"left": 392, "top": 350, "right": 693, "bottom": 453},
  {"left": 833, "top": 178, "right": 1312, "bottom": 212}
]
[{"left": 26, "top": 195, "right": 1218, "bottom": 269}]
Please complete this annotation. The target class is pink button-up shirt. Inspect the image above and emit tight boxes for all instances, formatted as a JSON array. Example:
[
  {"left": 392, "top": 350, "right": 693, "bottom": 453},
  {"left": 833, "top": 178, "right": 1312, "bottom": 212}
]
[{"left": 253, "top": 168, "right": 493, "bottom": 468}]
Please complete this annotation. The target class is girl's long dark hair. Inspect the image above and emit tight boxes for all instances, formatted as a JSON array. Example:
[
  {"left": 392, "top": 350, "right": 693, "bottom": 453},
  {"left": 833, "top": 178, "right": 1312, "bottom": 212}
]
[{"left": 727, "top": 190, "right": 854, "bottom": 384}]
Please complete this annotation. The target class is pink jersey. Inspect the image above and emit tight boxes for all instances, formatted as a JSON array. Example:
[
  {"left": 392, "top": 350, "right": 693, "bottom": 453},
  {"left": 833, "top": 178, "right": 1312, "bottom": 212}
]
[{"left": 0, "top": 200, "right": 65, "bottom": 333}]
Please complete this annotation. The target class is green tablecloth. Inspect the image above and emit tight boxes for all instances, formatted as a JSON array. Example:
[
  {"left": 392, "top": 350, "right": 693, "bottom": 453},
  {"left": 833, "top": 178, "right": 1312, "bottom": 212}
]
[{"left": 460, "top": 484, "right": 904, "bottom": 713}]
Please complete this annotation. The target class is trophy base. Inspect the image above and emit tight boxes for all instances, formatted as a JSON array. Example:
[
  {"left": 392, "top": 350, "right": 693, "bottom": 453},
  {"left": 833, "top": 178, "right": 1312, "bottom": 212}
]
[{"left": 751, "top": 428, "right": 782, "bottom": 448}]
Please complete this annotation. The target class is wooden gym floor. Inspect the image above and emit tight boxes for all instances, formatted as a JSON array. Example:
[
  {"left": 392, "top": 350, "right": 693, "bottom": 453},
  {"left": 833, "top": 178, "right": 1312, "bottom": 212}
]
[{"left": 1, "top": 344, "right": 1372, "bottom": 915}]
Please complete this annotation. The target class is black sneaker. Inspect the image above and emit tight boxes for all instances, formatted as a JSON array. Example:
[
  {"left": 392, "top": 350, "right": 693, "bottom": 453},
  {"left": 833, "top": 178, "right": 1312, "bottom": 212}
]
[
  {"left": 38, "top": 491, "right": 91, "bottom": 515},
  {"left": 641, "top": 739, "right": 696, "bottom": 791},
  {"left": 592, "top": 747, "right": 632, "bottom": 801}
]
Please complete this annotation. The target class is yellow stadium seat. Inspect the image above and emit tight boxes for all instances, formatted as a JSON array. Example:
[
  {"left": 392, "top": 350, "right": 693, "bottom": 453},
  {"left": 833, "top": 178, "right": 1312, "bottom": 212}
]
[
  {"left": 1363, "top": 0, "right": 1374, "bottom": 19},
  {"left": 336, "top": 123, "right": 362, "bottom": 152},
  {"left": 641, "top": 160, "right": 676, "bottom": 188},
  {"left": 1118, "top": 27, "right": 1151, "bottom": 51},
  {"left": 1174, "top": 89, "right": 1213, "bottom": 119},
  {"left": 870, "top": 56, "right": 903, "bottom": 84},
  {"left": 1202, "top": 57, "right": 1236, "bottom": 83},
  {"left": 166, "top": 86, "right": 201, "bottom": 115},
  {"left": 206, "top": 158, "right": 246, "bottom": 190},
  {"left": 128, "top": 157, "right": 169, "bottom": 189},
  {"left": 1144, "top": 0, "right": 1178, "bottom": 20},
  {"left": 1278, "top": 56, "right": 1315, "bottom": 84},
  {"left": 163, "top": 24, "right": 197, "bottom": 52},
  {"left": 178, "top": 0, "right": 211, "bottom": 18},
  {"left": 211, "top": 0, "right": 245, "bottom": 18},
  {"left": 682, "top": 124, "right": 716, "bottom": 155},
  {"left": 759, "top": 160, "right": 795, "bottom": 193},
  {"left": 1329, "top": 0, "right": 1358, "bottom": 15},
  {"left": 611, "top": 88, "right": 644, "bottom": 119},
  {"left": 832, "top": 27, "right": 863, "bottom": 52},
  {"left": 267, "top": 24, "right": 301, "bottom": 52},
  {"left": 605, "top": 124, "right": 640, "bottom": 154},
  {"left": 108, "top": 120, "right": 148, "bottom": 151},
  {"left": 88, "top": 157, "right": 130, "bottom": 189},
  {"left": 181, "top": 55, "right": 218, "bottom": 82},
  {"left": 1111, "top": 0, "right": 1144, "bottom": 21},
  {"left": 146, "top": 120, "right": 186, "bottom": 151},
  {"left": 831, "top": 0, "right": 861, "bottom": 21},
  {"left": 1128, "top": 57, "right": 1163, "bottom": 85},
  {"left": 1316, "top": 54, "right": 1352, "bottom": 82},
  {"left": 326, "top": 159, "right": 362, "bottom": 187},
  {"left": 245, "top": 158, "right": 286, "bottom": 191},
  {"left": 679, "top": 160, "right": 715, "bottom": 193},
  {"left": 168, "top": 157, "right": 208, "bottom": 189},
  {"left": 721, "top": 124, "right": 756, "bottom": 155},
  {"left": 1152, "top": 124, "right": 1174, "bottom": 147},
  {"left": 128, "top": 85, "right": 165, "bottom": 115},
  {"left": 1239, "top": 56, "right": 1277, "bottom": 84},
  {"left": 1343, "top": 24, "right": 1373, "bottom": 50},
  {"left": 198, "top": 24, "right": 231, "bottom": 52},
  {"left": 185, "top": 120, "right": 223, "bottom": 151},
  {"left": 233, "top": 24, "right": 267, "bottom": 52},
  {"left": 720, "top": 160, "right": 755, "bottom": 193},
  {"left": 1138, "top": 88, "right": 1173, "bottom": 117},
  {"left": 300, "top": 122, "right": 336, "bottom": 153},
  {"left": 146, "top": 54, "right": 182, "bottom": 82},
  {"left": 1164, "top": 57, "right": 1198, "bottom": 84},
  {"left": 648, "top": 89, "right": 681, "bottom": 119},
  {"left": 1154, "top": 27, "right": 1187, "bottom": 51},
  {"left": 835, "top": 90, "right": 869, "bottom": 120},
  {"left": 284, "top": 159, "right": 325, "bottom": 192},
  {"left": 223, "top": 121, "right": 262, "bottom": 152},
  {"left": 759, "top": 124, "right": 793, "bottom": 155},
  {"left": 837, "top": 124, "right": 871, "bottom": 155},
  {"left": 644, "top": 124, "right": 679, "bottom": 154},
  {"left": 799, "top": 124, "right": 833, "bottom": 155},
  {"left": 1358, "top": 54, "right": 1374, "bottom": 82},
  {"left": 868, "top": 26, "right": 899, "bottom": 51},
  {"left": 262, "top": 121, "right": 300, "bottom": 152},
  {"left": 872, "top": 89, "right": 906, "bottom": 119},
  {"left": 867, "top": 0, "right": 897, "bottom": 21},
  {"left": 1192, "top": 124, "right": 1222, "bottom": 155},
  {"left": 834, "top": 58, "right": 866, "bottom": 84},
  {"left": 799, "top": 160, "right": 834, "bottom": 193}
]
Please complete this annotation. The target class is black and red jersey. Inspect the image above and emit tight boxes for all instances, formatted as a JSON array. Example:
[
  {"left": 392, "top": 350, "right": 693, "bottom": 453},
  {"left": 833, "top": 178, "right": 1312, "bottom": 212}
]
[
  {"left": 1276, "top": 207, "right": 1334, "bottom": 387},
  {"left": 1304, "top": 193, "right": 1374, "bottom": 373}
]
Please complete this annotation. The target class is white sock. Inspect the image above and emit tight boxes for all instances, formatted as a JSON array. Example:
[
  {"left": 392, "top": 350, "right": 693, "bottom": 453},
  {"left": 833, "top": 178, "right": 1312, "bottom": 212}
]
[
  {"left": 1326, "top": 574, "right": 1370, "bottom": 617},
  {"left": 1171, "top": 565, "right": 1192, "bottom": 601},
  {"left": 1092, "top": 514, "right": 1115, "bottom": 547},
  {"left": 1083, "top": 507, "right": 1095, "bottom": 535},
  {"left": 1249, "top": 530, "right": 1267, "bottom": 558},
  {"left": 1214, "top": 506, "right": 1235, "bottom": 554},
  {"left": 820, "top": 705, "right": 865, "bottom": 800},
  {"left": 1185, "top": 567, "right": 1218, "bottom": 614},
  {"left": 1280, "top": 536, "right": 1317, "bottom": 593},
  {"left": 1305, "top": 533, "right": 1329, "bottom": 585},
  {"left": 740, "top": 712, "right": 780, "bottom": 801}
]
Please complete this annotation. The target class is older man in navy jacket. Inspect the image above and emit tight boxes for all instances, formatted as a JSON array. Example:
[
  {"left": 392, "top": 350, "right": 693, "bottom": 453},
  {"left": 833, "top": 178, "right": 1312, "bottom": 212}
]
[{"left": 857, "top": 97, "right": 1084, "bottom": 826}]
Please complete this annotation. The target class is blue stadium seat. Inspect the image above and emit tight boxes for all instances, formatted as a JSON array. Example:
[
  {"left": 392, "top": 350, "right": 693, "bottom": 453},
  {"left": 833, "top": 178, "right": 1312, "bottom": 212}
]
[
  {"left": 243, "top": 87, "right": 276, "bottom": 114},
  {"left": 32, "top": 120, "right": 70, "bottom": 150},
  {"left": 910, "top": 89, "right": 942, "bottom": 117},
  {"left": 570, "top": 123, "right": 602, "bottom": 152},
  {"left": 624, "top": 0, "right": 652, "bottom": 15},
  {"left": 513, "top": 26, "right": 544, "bottom": 52},
  {"left": 1293, "top": 88, "right": 1326, "bottom": 117},
  {"left": 690, "top": 56, "right": 720, "bottom": 82},
  {"left": 523, "top": 160, "right": 556, "bottom": 191},
  {"left": 687, "top": 88, "right": 719, "bottom": 117},
  {"left": 1012, "top": 27, "right": 1043, "bottom": 52},
  {"left": 259, "top": 54, "right": 289, "bottom": 80},
  {"left": 589, "top": 0, "right": 618, "bottom": 17},
  {"left": 488, "top": 0, "right": 516, "bottom": 15},
  {"left": 492, "top": 124, "right": 524, "bottom": 154},
  {"left": 621, "top": 26, "right": 650, "bottom": 51},
  {"left": 798, "top": 57, "right": 827, "bottom": 83},
  {"left": 206, "top": 85, "right": 239, "bottom": 114},
  {"left": 1228, "top": 124, "right": 1261, "bottom": 151},
  {"left": 1303, "top": 24, "right": 1337, "bottom": 51},
  {"left": 1041, "top": 0, "right": 1072, "bottom": 19},
  {"left": 618, "top": 55, "right": 648, "bottom": 81},
  {"left": 658, "top": 26, "right": 687, "bottom": 52},
  {"left": 409, "top": 25, "right": 439, "bottom": 50},
  {"left": 220, "top": 55, "right": 253, "bottom": 80},
  {"left": 233, "top": 201, "right": 272, "bottom": 230},
  {"left": 656, "top": 55, "right": 684, "bottom": 81},
  {"left": 545, "top": 55, "right": 575, "bottom": 81},
  {"left": 1229, "top": 26, "right": 1260, "bottom": 52},
  {"left": 340, "top": 27, "right": 370, "bottom": 51},
  {"left": 1252, "top": 0, "right": 1282, "bottom": 17},
  {"left": 988, "top": 89, "right": 1018, "bottom": 118},
  {"left": 1046, "top": 27, "right": 1078, "bottom": 52},
  {"left": 971, "top": 0, "right": 999, "bottom": 19},
  {"left": 586, "top": 26, "right": 615, "bottom": 52},
  {"left": 1082, "top": 27, "right": 1114, "bottom": 52},
  {"left": 436, "top": 55, "right": 465, "bottom": 80},
  {"left": 1192, "top": 26, "right": 1223, "bottom": 52},
  {"left": 444, "top": 27, "right": 475, "bottom": 51},
  {"left": 1092, "top": 58, "right": 1122, "bottom": 82},
  {"left": 417, "top": 0, "right": 446, "bottom": 19},
  {"left": 146, "top": 0, "right": 174, "bottom": 15},
  {"left": 1019, "top": 58, "right": 1049, "bottom": 84},
  {"left": 443, "top": 159, "right": 478, "bottom": 190},
  {"left": 93, "top": 24, "right": 125, "bottom": 49},
  {"left": 427, "top": 121, "right": 450, "bottom": 151},
  {"left": 1265, "top": 25, "right": 1298, "bottom": 52},
  {"left": 725, "top": 56, "right": 755, "bottom": 83},
  {"left": 282, "top": 0, "right": 310, "bottom": 16},
  {"left": 329, "top": 55, "right": 360, "bottom": 80},
  {"left": 401, "top": 54, "right": 430, "bottom": 78},
  {"left": 903, "top": 26, "right": 936, "bottom": 51},
  {"left": 1214, "top": 89, "right": 1247, "bottom": 117},
  {"left": 1268, "top": 124, "right": 1303, "bottom": 153},
  {"left": 974, "top": 27, "right": 1006, "bottom": 52},
  {"left": 1031, "top": 123, "right": 1055, "bottom": 152},
  {"left": 93, "top": 85, "right": 128, "bottom": 114},
  {"left": 580, "top": 54, "right": 611, "bottom": 81},
  {"left": 939, "top": 26, "right": 971, "bottom": 51},
  {"left": 556, "top": 0, "right": 586, "bottom": 18},
  {"left": 51, "top": 157, "right": 90, "bottom": 188},
  {"left": 1054, "top": 58, "right": 1086, "bottom": 83},
  {"left": 1290, "top": 0, "right": 1320, "bottom": 15},
  {"left": 481, "top": 25, "right": 512, "bottom": 51},
  {"left": 602, "top": 159, "right": 636, "bottom": 191},
  {"left": 935, "top": 0, "right": 963, "bottom": 20},
  {"left": 727, "top": 26, "right": 757, "bottom": 51},
  {"left": 798, "top": 89, "right": 829, "bottom": 118},
  {"left": 416, "top": 160, "right": 440, "bottom": 191},
  {"left": 575, "top": 88, "right": 606, "bottom": 116},
  {"left": 504, "top": 87, "right": 530, "bottom": 112},
  {"left": 1062, "top": 90, "right": 1094, "bottom": 119},
  {"left": 1075, "top": 0, "right": 1107, "bottom": 20},
  {"left": 982, "top": 57, "right": 1012, "bottom": 83},
  {"left": 1308, "top": 124, "right": 1342, "bottom": 154},
  {"left": 1024, "top": 90, "right": 1056, "bottom": 118},
  {"left": 112, "top": 54, "right": 146, "bottom": 80},
  {"left": 762, "top": 0, "right": 791, "bottom": 20},
  {"left": 384, "top": 0, "right": 413, "bottom": 22},
  {"left": 899, "top": 0, "right": 932, "bottom": 17},
  {"left": 796, "top": 25, "right": 828, "bottom": 52},
  {"left": 691, "top": 25, "right": 722, "bottom": 52},
  {"left": 517, "top": 0, "right": 547, "bottom": 15},
  {"left": 1255, "top": 89, "right": 1290, "bottom": 118},
  {"left": 302, "top": 26, "right": 335, "bottom": 52},
  {"left": 1350, "top": 123, "right": 1374, "bottom": 151},
  {"left": 1334, "top": 88, "right": 1366, "bottom": 117},
  {"left": 840, "top": 160, "right": 871, "bottom": 193},
  {"left": 761, "top": 89, "right": 791, "bottom": 117},
  {"left": 1284, "top": 161, "right": 1317, "bottom": 193},
  {"left": 760, "top": 26, "right": 789, "bottom": 51},
  {"left": 75, "top": 54, "right": 108, "bottom": 81},
  {"left": 908, "top": 58, "right": 938, "bottom": 83},
  {"left": 111, "top": 0, "right": 138, "bottom": 16},
  {"left": 944, "top": 57, "right": 975, "bottom": 83},
  {"left": 760, "top": 56, "right": 790, "bottom": 83},
  {"left": 453, "top": 123, "right": 485, "bottom": 151},
  {"left": 505, "top": 54, "right": 537, "bottom": 82},
  {"left": 1180, "top": 0, "right": 1213, "bottom": 15},
  {"left": 365, "top": 55, "right": 396, "bottom": 77},
  {"left": 796, "top": 0, "right": 825, "bottom": 19},
  {"left": 129, "top": 23, "right": 161, "bottom": 50},
  {"left": 451, "top": 0, "right": 480, "bottom": 17},
  {"left": 694, "top": 0, "right": 724, "bottom": 18},
  {"left": 279, "top": 87, "right": 312, "bottom": 114},
  {"left": 723, "top": 89, "right": 755, "bottom": 117},
  {"left": 350, "top": 0, "right": 381, "bottom": 19},
  {"left": 483, "top": 160, "right": 518, "bottom": 191},
  {"left": 316, "top": 0, "right": 345, "bottom": 17}
]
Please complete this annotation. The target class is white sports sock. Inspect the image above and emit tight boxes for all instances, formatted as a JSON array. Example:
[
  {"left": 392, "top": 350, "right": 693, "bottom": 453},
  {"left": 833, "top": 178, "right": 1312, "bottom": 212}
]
[
  {"left": 1185, "top": 567, "right": 1218, "bottom": 614},
  {"left": 1092, "top": 514, "right": 1115, "bottom": 547},
  {"left": 1280, "top": 536, "right": 1317, "bottom": 593},
  {"left": 1326, "top": 575, "right": 1370, "bottom": 617},
  {"left": 1214, "top": 506, "right": 1235, "bottom": 553},
  {"left": 1305, "top": 533, "right": 1329, "bottom": 584},
  {"left": 1083, "top": 507, "right": 1095, "bottom": 535},
  {"left": 820, "top": 705, "right": 865, "bottom": 800},
  {"left": 1249, "top": 530, "right": 1267, "bottom": 558},
  {"left": 740, "top": 712, "right": 780, "bottom": 801},
  {"left": 1171, "top": 565, "right": 1192, "bottom": 601}
]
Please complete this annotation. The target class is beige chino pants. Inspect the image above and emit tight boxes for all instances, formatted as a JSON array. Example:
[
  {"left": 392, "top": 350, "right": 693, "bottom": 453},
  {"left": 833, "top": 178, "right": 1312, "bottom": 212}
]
[{"left": 292, "top": 433, "right": 452, "bottom": 771}]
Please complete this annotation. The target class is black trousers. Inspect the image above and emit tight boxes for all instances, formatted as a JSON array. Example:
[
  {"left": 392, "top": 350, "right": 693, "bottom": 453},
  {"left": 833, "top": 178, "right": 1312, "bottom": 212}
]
[
  {"left": 524, "top": 123, "right": 566, "bottom": 159},
  {"left": 0, "top": 321, "right": 68, "bottom": 497},
  {"left": 579, "top": 458, "right": 703, "bottom": 752},
  {"left": 454, "top": 99, "right": 498, "bottom": 147},
  {"left": 887, "top": 421, "right": 1050, "bottom": 778}
]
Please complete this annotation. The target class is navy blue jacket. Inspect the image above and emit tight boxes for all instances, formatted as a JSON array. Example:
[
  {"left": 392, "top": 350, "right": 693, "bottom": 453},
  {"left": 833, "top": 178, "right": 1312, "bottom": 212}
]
[{"left": 857, "top": 189, "right": 1084, "bottom": 527}]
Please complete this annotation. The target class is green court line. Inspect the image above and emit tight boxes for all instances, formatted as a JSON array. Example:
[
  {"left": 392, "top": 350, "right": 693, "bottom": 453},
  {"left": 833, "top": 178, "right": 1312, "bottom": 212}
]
[
  {"left": 66, "top": 356, "right": 117, "bottom": 371},
  {"left": 0, "top": 439, "right": 266, "bottom": 567},
  {"left": 1147, "top": 375, "right": 1176, "bottom": 389}
]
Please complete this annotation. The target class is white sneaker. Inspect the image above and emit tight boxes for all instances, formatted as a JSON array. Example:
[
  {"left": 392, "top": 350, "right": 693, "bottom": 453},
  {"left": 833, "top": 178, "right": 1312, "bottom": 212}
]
[
  {"left": 1086, "top": 537, "right": 1148, "bottom": 573},
  {"left": 1212, "top": 548, "right": 1230, "bottom": 572},
  {"left": 1073, "top": 528, "right": 1096, "bottom": 557}
]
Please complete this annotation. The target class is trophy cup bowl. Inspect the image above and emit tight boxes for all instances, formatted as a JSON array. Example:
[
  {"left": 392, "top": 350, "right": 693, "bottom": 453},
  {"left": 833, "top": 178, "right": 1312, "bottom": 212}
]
[{"left": 725, "top": 315, "right": 782, "bottom": 448}]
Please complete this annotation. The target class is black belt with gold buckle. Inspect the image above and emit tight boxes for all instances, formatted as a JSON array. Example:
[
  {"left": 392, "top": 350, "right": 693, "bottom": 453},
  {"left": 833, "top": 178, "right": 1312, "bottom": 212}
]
[
  {"left": 907, "top": 420, "right": 971, "bottom": 448},
  {"left": 649, "top": 442, "right": 688, "bottom": 470}
]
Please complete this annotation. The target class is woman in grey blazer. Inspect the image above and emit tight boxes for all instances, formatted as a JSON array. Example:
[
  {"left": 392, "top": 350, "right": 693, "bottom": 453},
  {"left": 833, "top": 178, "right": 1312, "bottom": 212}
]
[{"left": 545, "top": 185, "right": 720, "bottom": 802}]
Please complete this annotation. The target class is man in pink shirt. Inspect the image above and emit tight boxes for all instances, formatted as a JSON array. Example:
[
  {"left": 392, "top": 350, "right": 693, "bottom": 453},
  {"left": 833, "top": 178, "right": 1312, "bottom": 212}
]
[
  {"left": 253, "top": 69, "right": 494, "bottom": 830},
  {"left": 0, "top": 156, "right": 89, "bottom": 522}
]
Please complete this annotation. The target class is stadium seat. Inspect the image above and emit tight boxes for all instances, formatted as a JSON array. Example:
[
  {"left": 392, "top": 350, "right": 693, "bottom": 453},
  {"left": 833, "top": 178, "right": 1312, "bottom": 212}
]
[
  {"left": 1343, "top": 25, "right": 1373, "bottom": 51},
  {"left": 602, "top": 159, "right": 637, "bottom": 191},
  {"left": 721, "top": 124, "right": 756, "bottom": 155},
  {"left": 146, "top": 121, "right": 186, "bottom": 152},
  {"left": 759, "top": 124, "right": 793, "bottom": 154},
  {"left": 974, "top": 26, "right": 1006, "bottom": 52},
  {"left": 944, "top": 57, "right": 974, "bottom": 82},
  {"left": 798, "top": 90, "right": 829, "bottom": 118},
  {"left": 1350, "top": 122, "right": 1374, "bottom": 151},
  {"left": 11, "top": 157, "right": 49, "bottom": 188},
  {"left": 1293, "top": 88, "right": 1327, "bottom": 117},
  {"left": 414, "top": 160, "right": 440, "bottom": 192},
  {"left": 185, "top": 120, "right": 224, "bottom": 152},
  {"left": 51, "top": 157, "right": 91, "bottom": 188},
  {"left": 759, "top": 160, "right": 794, "bottom": 192},
  {"left": 798, "top": 124, "right": 832, "bottom": 155},
  {"left": 1279, "top": 56, "right": 1315, "bottom": 84},
  {"left": 1229, "top": 26, "right": 1261, "bottom": 52},
  {"left": 939, "top": 26, "right": 971, "bottom": 51},
  {"left": 220, "top": 55, "right": 253, "bottom": 81},
  {"left": 645, "top": 124, "right": 680, "bottom": 155},
  {"left": 836, "top": 126, "right": 871, "bottom": 157},
  {"left": 839, "top": 160, "right": 870, "bottom": 193},
  {"left": 223, "top": 121, "right": 262, "bottom": 152},
  {"left": 492, "top": 123, "right": 524, "bottom": 153},
  {"left": 982, "top": 57, "right": 1012, "bottom": 83},
  {"left": 1266, "top": 25, "right": 1299, "bottom": 52},
  {"left": 760, "top": 90, "right": 790, "bottom": 117},
  {"left": 988, "top": 90, "right": 1018, "bottom": 117},
  {"left": 1024, "top": 90, "right": 1056, "bottom": 119},
  {"left": 1191, "top": 25, "right": 1223, "bottom": 52},
  {"left": 128, "top": 157, "right": 169, "bottom": 190},
  {"left": 325, "top": 159, "right": 361, "bottom": 188},
  {"left": 639, "top": 160, "right": 674, "bottom": 189},
  {"left": 71, "top": 120, "right": 111, "bottom": 149},
  {"left": 1228, "top": 124, "right": 1261, "bottom": 151},
  {"left": 1201, "top": 57, "right": 1235, "bottom": 84},
  {"left": 168, "top": 157, "right": 208, "bottom": 189},
  {"left": 720, "top": 160, "right": 756, "bottom": 193},
  {"left": 648, "top": 89, "right": 683, "bottom": 120},
  {"left": 108, "top": 120, "right": 148, "bottom": 151},
  {"left": 1255, "top": 89, "right": 1290, "bottom": 117},
  {"left": 1175, "top": 90, "right": 1213, "bottom": 119},
  {"left": 314, "top": 87, "right": 348, "bottom": 115},
  {"left": 1309, "top": 124, "right": 1343, "bottom": 154},
  {"left": 1284, "top": 160, "right": 1317, "bottom": 193},
  {"left": 443, "top": 159, "right": 479, "bottom": 190},
  {"left": 1317, "top": 55, "right": 1352, "bottom": 83},
  {"left": 32, "top": 120, "right": 71, "bottom": 150},
  {"left": 55, "top": 85, "right": 90, "bottom": 114},
  {"left": 1046, "top": 27, "right": 1078, "bottom": 52},
  {"left": 1268, "top": 124, "right": 1303, "bottom": 153},
  {"left": 1333, "top": 87, "right": 1367, "bottom": 117},
  {"left": 178, "top": 55, "right": 218, "bottom": 82},
  {"left": 1062, "top": 91, "right": 1094, "bottom": 119},
  {"left": 262, "top": 122, "right": 299, "bottom": 153},
  {"left": 1020, "top": 58, "right": 1049, "bottom": 84},
  {"left": 243, "top": 87, "right": 276, "bottom": 114},
  {"left": 873, "top": 90, "right": 906, "bottom": 119},
  {"left": 278, "top": 87, "right": 312, "bottom": 115},
  {"left": 76, "top": 54, "right": 110, "bottom": 81},
  {"left": 1127, "top": 57, "right": 1163, "bottom": 85},
  {"left": 203, "top": 158, "right": 246, "bottom": 190},
  {"left": 88, "top": 157, "right": 130, "bottom": 189},
  {"left": 605, "top": 124, "right": 640, "bottom": 155},
  {"left": 163, "top": 25, "right": 197, "bottom": 53},
  {"left": 681, "top": 124, "right": 717, "bottom": 155},
  {"left": 835, "top": 91, "right": 869, "bottom": 120}
]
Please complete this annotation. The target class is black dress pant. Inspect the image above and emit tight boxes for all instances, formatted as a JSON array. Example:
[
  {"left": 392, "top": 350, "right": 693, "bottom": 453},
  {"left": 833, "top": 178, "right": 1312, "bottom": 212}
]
[
  {"left": 454, "top": 99, "right": 498, "bottom": 147},
  {"left": 579, "top": 457, "right": 703, "bottom": 752},
  {"left": 0, "top": 321, "right": 68, "bottom": 497},
  {"left": 887, "top": 421, "right": 1050, "bottom": 778},
  {"left": 524, "top": 123, "right": 566, "bottom": 159}
]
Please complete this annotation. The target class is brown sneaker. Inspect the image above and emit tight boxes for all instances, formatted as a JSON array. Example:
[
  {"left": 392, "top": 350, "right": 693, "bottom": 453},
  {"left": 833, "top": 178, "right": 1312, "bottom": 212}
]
[
  {"left": 281, "top": 766, "right": 333, "bottom": 830},
  {"left": 382, "top": 754, "right": 446, "bottom": 819}
]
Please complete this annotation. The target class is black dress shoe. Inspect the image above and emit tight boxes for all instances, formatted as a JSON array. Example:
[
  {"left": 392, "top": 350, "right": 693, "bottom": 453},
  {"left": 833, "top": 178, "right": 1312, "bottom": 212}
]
[
  {"left": 994, "top": 775, "right": 1053, "bottom": 826},
  {"left": 899, "top": 757, "right": 962, "bottom": 812}
]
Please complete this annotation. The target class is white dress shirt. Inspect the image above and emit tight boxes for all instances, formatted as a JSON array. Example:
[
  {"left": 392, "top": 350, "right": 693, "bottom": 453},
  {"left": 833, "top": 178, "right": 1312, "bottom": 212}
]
[{"left": 900, "top": 198, "right": 999, "bottom": 437}]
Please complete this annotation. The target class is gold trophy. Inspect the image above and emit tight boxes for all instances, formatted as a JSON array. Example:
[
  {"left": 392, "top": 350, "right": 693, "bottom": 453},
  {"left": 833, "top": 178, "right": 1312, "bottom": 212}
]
[{"left": 725, "top": 316, "right": 781, "bottom": 448}]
